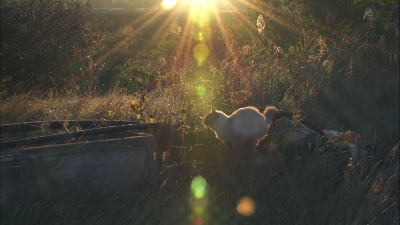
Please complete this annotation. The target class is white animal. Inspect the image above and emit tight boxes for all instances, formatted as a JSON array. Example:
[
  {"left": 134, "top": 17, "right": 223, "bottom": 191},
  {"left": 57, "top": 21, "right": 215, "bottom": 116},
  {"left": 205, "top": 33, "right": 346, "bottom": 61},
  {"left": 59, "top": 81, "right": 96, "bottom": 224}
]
[{"left": 204, "top": 106, "right": 281, "bottom": 151}]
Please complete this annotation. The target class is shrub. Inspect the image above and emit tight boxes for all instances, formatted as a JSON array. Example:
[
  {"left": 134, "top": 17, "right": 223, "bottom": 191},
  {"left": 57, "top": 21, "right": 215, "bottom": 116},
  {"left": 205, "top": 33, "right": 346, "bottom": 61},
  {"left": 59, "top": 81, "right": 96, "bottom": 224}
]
[{"left": 0, "top": 0, "right": 105, "bottom": 95}]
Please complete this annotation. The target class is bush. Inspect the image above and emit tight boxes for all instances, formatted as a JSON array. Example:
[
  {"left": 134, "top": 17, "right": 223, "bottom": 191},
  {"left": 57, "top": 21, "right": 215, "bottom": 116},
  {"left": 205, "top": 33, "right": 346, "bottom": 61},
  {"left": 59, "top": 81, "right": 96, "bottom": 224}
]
[{"left": 0, "top": 0, "right": 105, "bottom": 95}]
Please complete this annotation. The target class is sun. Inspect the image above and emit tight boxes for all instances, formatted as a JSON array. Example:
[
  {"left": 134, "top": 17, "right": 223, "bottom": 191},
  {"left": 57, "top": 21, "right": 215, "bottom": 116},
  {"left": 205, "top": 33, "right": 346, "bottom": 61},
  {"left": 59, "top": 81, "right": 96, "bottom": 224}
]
[
  {"left": 162, "top": 0, "right": 177, "bottom": 10},
  {"left": 95, "top": 0, "right": 296, "bottom": 75}
]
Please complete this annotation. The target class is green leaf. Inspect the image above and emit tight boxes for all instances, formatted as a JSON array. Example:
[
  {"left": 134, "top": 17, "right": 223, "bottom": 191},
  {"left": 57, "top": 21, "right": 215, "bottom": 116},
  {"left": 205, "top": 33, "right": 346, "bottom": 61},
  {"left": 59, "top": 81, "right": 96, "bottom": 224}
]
[{"left": 108, "top": 110, "right": 115, "bottom": 117}]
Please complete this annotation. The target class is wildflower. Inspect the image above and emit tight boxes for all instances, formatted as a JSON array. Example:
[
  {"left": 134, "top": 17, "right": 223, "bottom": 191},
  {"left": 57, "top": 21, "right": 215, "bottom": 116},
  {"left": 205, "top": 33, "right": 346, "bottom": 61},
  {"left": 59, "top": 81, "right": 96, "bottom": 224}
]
[
  {"left": 256, "top": 15, "right": 265, "bottom": 34},
  {"left": 241, "top": 45, "right": 250, "bottom": 55},
  {"left": 348, "top": 157, "right": 354, "bottom": 167},
  {"left": 129, "top": 100, "right": 139, "bottom": 110},
  {"left": 318, "top": 36, "right": 327, "bottom": 55},
  {"left": 159, "top": 57, "right": 167, "bottom": 67},
  {"left": 323, "top": 60, "right": 330, "bottom": 67},
  {"left": 275, "top": 46, "right": 283, "bottom": 54},
  {"left": 363, "top": 8, "right": 374, "bottom": 21},
  {"left": 318, "top": 36, "right": 326, "bottom": 46},
  {"left": 170, "top": 24, "right": 182, "bottom": 36}
]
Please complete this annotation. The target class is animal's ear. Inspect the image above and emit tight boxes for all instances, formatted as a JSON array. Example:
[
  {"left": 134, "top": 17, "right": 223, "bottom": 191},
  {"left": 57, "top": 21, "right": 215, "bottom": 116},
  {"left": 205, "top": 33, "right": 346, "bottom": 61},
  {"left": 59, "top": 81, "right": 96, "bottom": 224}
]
[{"left": 206, "top": 111, "right": 220, "bottom": 121}]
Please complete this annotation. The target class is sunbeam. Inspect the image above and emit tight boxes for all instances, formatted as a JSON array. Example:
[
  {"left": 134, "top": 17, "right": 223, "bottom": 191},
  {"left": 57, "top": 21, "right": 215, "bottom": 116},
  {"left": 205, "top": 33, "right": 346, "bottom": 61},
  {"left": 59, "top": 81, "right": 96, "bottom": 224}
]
[
  {"left": 189, "top": 0, "right": 213, "bottom": 28},
  {"left": 94, "top": 7, "right": 164, "bottom": 67},
  {"left": 151, "top": 5, "right": 185, "bottom": 40},
  {"left": 92, "top": 0, "right": 303, "bottom": 86},
  {"left": 162, "top": 0, "right": 177, "bottom": 10}
]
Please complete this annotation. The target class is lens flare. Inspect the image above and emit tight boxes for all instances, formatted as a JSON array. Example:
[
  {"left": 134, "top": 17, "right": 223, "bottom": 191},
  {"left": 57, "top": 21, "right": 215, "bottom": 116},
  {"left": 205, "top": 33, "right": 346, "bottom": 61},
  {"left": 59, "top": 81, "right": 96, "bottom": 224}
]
[
  {"left": 189, "top": 176, "right": 209, "bottom": 224},
  {"left": 191, "top": 176, "right": 207, "bottom": 199},
  {"left": 162, "top": 0, "right": 177, "bottom": 10},
  {"left": 189, "top": 0, "right": 212, "bottom": 28},
  {"left": 198, "top": 32, "right": 204, "bottom": 41},
  {"left": 237, "top": 196, "right": 256, "bottom": 216},
  {"left": 193, "top": 43, "right": 209, "bottom": 66},
  {"left": 194, "top": 29, "right": 211, "bottom": 42},
  {"left": 196, "top": 85, "right": 207, "bottom": 96},
  {"left": 122, "top": 26, "right": 134, "bottom": 36}
]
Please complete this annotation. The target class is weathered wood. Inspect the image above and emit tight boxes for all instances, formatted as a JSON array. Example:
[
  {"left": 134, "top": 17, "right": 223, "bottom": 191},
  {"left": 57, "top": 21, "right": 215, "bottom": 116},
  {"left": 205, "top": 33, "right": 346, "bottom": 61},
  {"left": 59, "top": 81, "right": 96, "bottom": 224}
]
[
  {"left": 1, "top": 123, "right": 159, "bottom": 149},
  {"left": 0, "top": 120, "right": 139, "bottom": 133},
  {"left": 1, "top": 133, "right": 157, "bottom": 207}
]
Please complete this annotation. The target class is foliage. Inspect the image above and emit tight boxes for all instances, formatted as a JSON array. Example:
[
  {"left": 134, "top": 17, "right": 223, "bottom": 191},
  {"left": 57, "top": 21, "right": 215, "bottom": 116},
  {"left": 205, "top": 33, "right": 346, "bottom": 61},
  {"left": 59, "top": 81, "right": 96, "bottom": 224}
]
[
  {"left": 0, "top": 0, "right": 399, "bottom": 224},
  {"left": 0, "top": 0, "right": 106, "bottom": 95},
  {"left": 232, "top": 0, "right": 399, "bottom": 151}
]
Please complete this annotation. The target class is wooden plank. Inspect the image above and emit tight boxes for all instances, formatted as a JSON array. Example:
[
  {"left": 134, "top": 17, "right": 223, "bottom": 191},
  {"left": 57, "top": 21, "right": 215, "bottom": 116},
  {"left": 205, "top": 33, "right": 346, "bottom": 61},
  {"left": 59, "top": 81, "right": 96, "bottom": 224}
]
[
  {"left": 0, "top": 120, "right": 140, "bottom": 134},
  {"left": 1, "top": 123, "right": 159, "bottom": 149},
  {"left": 1, "top": 134, "right": 157, "bottom": 206}
]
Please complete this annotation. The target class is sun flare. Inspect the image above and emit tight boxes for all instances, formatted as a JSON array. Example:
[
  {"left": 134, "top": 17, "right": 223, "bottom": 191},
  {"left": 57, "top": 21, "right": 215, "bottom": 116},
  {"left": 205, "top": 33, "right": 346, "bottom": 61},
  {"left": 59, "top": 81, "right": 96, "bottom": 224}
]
[
  {"left": 95, "top": 0, "right": 299, "bottom": 86},
  {"left": 162, "top": 0, "right": 177, "bottom": 10},
  {"left": 188, "top": 0, "right": 214, "bottom": 28}
]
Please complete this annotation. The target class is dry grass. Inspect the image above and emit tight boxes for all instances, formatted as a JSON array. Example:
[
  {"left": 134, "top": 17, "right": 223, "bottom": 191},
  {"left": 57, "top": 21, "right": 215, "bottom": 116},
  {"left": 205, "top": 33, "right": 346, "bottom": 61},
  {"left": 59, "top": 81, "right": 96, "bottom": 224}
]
[
  {"left": 1, "top": 139, "right": 398, "bottom": 224},
  {"left": 1, "top": 83, "right": 398, "bottom": 224},
  {"left": 1, "top": 1, "right": 399, "bottom": 224}
]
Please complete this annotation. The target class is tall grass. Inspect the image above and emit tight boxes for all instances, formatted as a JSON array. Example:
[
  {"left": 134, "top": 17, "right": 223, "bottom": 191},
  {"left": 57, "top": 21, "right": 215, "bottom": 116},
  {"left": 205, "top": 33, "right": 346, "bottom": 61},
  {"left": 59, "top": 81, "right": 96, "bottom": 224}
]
[
  {"left": 1, "top": 136, "right": 398, "bottom": 224},
  {"left": 1, "top": 0, "right": 399, "bottom": 224}
]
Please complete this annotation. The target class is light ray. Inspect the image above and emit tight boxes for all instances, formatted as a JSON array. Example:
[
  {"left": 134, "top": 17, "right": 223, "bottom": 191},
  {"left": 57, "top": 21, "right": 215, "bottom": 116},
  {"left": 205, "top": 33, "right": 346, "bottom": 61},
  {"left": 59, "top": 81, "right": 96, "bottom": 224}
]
[
  {"left": 150, "top": 6, "right": 185, "bottom": 40},
  {"left": 181, "top": 15, "right": 195, "bottom": 72},
  {"left": 171, "top": 9, "right": 195, "bottom": 78},
  {"left": 162, "top": 0, "right": 177, "bottom": 10},
  {"left": 89, "top": 0, "right": 304, "bottom": 92},
  {"left": 94, "top": 7, "right": 165, "bottom": 67},
  {"left": 189, "top": 0, "right": 212, "bottom": 28},
  {"left": 123, "top": 7, "right": 161, "bottom": 33},
  {"left": 126, "top": 8, "right": 166, "bottom": 39}
]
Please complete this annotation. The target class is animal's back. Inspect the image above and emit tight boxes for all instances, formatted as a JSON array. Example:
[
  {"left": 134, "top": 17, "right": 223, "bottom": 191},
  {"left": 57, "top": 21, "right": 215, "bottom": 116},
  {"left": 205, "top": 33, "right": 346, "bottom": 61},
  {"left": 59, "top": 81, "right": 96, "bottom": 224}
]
[{"left": 229, "top": 106, "right": 268, "bottom": 138}]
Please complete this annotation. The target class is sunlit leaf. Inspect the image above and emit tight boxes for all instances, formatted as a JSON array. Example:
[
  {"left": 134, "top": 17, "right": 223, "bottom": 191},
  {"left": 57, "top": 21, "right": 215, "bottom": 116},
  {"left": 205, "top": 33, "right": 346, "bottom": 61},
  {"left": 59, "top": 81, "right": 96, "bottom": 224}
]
[
  {"left": 108, "top": 110, "right": 115, "bottom": 117},
  {"left": 129, "top": 100, "right": 138, "bottom": 110}
]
